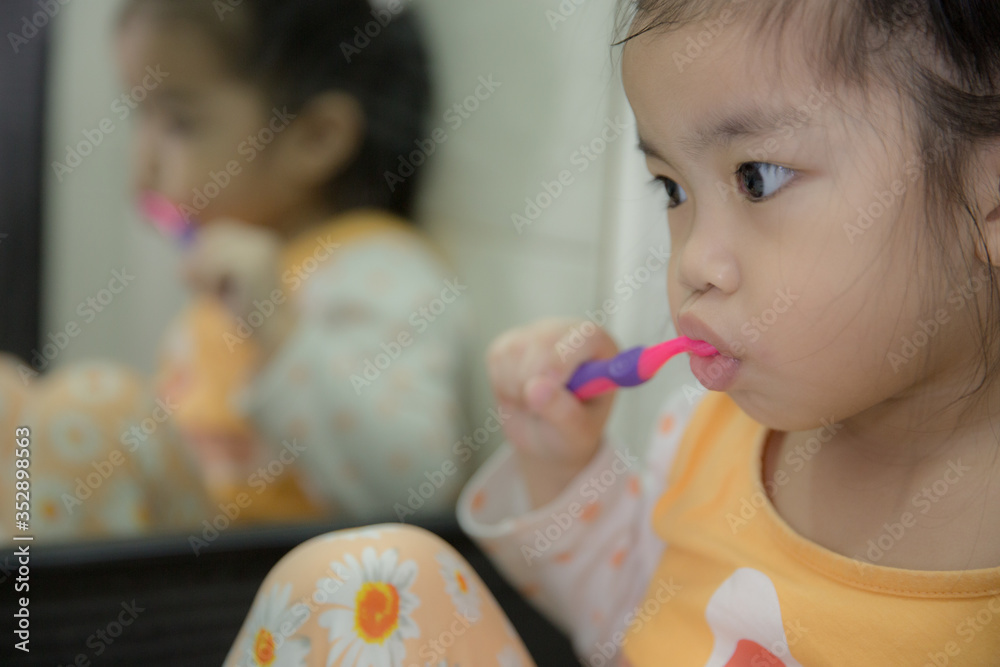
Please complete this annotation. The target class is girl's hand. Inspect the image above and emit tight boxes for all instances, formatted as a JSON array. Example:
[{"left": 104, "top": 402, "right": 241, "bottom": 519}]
[
  {"left": 182, "top": 219, "right": 293, "bottom": 354},
  {"left": 486, "top": 317, "right": 619, "bottom": 508}
]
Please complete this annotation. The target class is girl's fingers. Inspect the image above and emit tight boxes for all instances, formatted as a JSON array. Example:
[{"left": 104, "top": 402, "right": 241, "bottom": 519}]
[
  {"left": 486, "top": 330, "right": 527, "bottom": 404},
  {"left": 488, "top": 320, "right": 620, "bottom": 406},
  {"left": 551, "top": 324, "right": 619, "bottom": 383},
  {"left": 539, "top": 372, "right": 612, "bottom": 433},
  {"left": 523, "top": 371, "right": 559, "bottom": 414}
]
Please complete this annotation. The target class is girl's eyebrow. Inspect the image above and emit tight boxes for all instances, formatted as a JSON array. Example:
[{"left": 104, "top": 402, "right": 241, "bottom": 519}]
[
  {"left": 151, "top": 87, "right": 199, "bottom": 105},
  {"left": 637, "top": 102, "right": 818, "bottom": 168}
]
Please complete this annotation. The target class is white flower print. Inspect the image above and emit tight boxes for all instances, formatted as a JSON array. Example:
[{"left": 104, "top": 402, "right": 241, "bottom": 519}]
[
  {"left": 324, "top": 526, "right": 397, "bottom": 542},
  {"left": 318, "top": 546, "right": 420, "bottom": 667},
  {"left": 435, "top": 551, "right": 481, "bottom": 622},
  {"left": 97, "top": 478, "right": 149, "bottom": 534},
  {"left": 32, "top": 477, "right": 79, "bottom": 541},
  {"left": 47, "top": 410, "right": 103, "bottom": 463},
  {"left": 126, "top": 427, "right": 165, "bottom": 476},
  {"left": 496, "top": 645, "right": 523, "bottom": 667},
  {"left": 234, "top": 583, "right": 310, "bottom": 667},
  {"left": 66, "top": 362, "right": 127, "bottom": 404}
]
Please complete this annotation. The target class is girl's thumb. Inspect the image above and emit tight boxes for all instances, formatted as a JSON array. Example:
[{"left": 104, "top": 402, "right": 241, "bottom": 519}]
[
  {"left": 524, "top": 371, "right": 593, "bottom": 434},
  {"left": 524, "top": 373, "right": 559, "bottom": 414}
]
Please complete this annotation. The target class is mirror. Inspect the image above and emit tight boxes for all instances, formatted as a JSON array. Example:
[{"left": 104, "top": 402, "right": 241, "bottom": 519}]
[{"left": 1, "top": 0, "right": 673, "bottom": 552}]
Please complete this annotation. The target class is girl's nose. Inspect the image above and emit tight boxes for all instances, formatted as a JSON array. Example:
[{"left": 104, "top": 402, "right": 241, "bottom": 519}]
[
  {"left": 676, "top": 212, "right": 739, "bottom": 295},
  {"left": 131, "top": 121, "right": 159, "bottom": 195}
]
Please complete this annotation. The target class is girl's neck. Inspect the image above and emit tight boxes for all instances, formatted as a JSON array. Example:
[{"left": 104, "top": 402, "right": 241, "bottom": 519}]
[
  {"left": 270, "top": 201, "right": 342, "bottom": 240},
  {"left": 763, "top": 378, "right": 1000, "bottom": 571}
]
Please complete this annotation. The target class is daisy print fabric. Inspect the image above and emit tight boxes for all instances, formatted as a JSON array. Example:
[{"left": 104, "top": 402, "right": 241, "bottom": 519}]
[
  {"left": 225, "top": 525, "right": 537, "bottom": 667},
  {"left": 233, "top": 583, "right": 311, "bottom": 667},
  {"left": 435, "top": 551, "right": 481, "bottom": 622},
  {"left": 318, "top": 546, "right": 421, "bottom": 667}
]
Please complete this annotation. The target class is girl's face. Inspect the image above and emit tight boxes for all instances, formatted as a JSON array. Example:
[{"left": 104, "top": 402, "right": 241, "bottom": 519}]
[
  {"left": 116, "top": 13, "right": 304, "bottom": 229},
  {"left": 622, "top": 17, "right": 987, "bottom": 432}
]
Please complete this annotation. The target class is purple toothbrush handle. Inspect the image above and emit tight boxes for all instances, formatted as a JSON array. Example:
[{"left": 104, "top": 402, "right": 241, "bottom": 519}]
[
  {"left": 566, "top": 345, "right": 647, "bottom": 396},
  {"left": 178, "top": 224, "right": 196, "bottom": 247}
]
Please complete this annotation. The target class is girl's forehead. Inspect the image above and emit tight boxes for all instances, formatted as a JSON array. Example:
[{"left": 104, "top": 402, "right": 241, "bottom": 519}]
[
  {"left": 621, "top": 19, "right": 915, "bottom": 177},
  {"left": 118, "top": 12, "right": 232, "bottom": 89},
  {"left": 622, "top": 23, "right": 827, "bottom": 134}
]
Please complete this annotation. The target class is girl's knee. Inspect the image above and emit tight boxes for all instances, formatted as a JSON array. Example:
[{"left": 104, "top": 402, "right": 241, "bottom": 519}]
[
  {"left": 283, "top": 523, "right": 450, "bottom": 562},
  {"left": 265, "top": 523, "right": 460, "bottom": 587},
  {"left": 28, "top": 361, "right": 152, "bottom": 459},
  {"left": 236, "top": 524, "right": 531, "bottom": 667},
  {"left": 0, "top": 353, "right": 28, "bottom": 383},
  {"left": 0, "top": 354, "right": 30, "bottom": 427},
  {"left": 0, "top": 360, "right": 147, "bottom": 451},
  {"left": 35, "top": 360, "right": 145, "bottom": 410}
]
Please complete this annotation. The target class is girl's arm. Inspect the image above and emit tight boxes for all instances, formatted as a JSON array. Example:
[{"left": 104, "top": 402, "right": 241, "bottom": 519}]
[{"left": 457, "top": 388, "right": 699, "bottom": 661}]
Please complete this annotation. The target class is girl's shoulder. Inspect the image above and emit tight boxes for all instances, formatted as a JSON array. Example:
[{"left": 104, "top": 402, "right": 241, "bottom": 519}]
[
  {"left": 281, "top": 208, "right": 438, "bottom": 267},
  {"left": 279, "top": 208, "right": 457, "bottom": 288}
]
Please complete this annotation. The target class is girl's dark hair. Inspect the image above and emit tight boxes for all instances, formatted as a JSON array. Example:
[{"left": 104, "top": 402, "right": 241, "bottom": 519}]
[
  {"left": 617, "top": 0, "right": 1000, "bottom": 411},
  {"left": 121, "top": 0, "right": 432, "bottom": 220}
]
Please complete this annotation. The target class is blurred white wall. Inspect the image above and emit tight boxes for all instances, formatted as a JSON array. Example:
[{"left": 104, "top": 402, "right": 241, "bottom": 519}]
[
  {"left": 43, "top": 0, "right": 696, "bottom": 460},
  {"left": 43, "top": 0, "right": 187, "bottom": 376},
  {"left": 414, "top": 0, "right": 693, "bottom": 453}
]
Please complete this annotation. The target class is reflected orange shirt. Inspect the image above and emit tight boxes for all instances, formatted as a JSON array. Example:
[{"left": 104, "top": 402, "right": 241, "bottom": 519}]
[{"left": 155, "top": 210, "right": 432, "bottom": 523}]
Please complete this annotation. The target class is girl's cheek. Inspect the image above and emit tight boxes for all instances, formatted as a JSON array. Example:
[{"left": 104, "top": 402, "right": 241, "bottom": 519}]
[{"left": 666, "top": 260, "right": 680, "bottom": 296}]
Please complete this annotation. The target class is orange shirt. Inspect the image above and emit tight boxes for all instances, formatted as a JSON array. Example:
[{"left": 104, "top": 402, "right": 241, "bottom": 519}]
[
  {"left": 460, "top": 390, "right": 1000, "bottom": 666},
  {"left": 624, "top": 391, "right": 1000, "bottom": 666}
]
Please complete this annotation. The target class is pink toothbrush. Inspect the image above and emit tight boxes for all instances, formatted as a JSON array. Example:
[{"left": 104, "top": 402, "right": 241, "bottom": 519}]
[
  {"left": 566, "top": 336, "right": 718, "bottom": 400},
  {"left": 139, "top": 191, "right": 196, "bottom": 247}
]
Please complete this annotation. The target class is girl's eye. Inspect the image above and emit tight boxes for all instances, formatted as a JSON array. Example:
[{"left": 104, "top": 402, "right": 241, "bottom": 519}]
[
  {"left": 166, "top": 115, "right": 198, "bottom": 136},
  {"left": 160, "top": 107, "right": 199, "bottom": 136},
  {"left": 735, "top": 162, "right": 795, "bottom": 201},
  {"left": 655, "top": 177, "right": 688, "bottom": 209}
]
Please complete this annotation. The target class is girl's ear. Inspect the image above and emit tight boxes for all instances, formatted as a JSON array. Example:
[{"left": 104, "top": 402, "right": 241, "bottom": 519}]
[
  {"left": 975, "top": 142, "right": 1000, "bottom": 265},
  {"left": 987, "top": 181, "right": 1000, "bottom": 224},
  {"left": 280, "top": 92, "right": 366, "bottom": 188}
]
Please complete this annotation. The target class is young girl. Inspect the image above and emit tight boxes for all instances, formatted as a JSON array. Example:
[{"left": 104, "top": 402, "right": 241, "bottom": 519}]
[
  {"left": 0, "top": 0, "right": 471, "bottom": 540},
  {"left": 223, "top": 1, "right": 999, "bottom": 665},
  {"left": 118, "top": 0, "right": 473, "bottom": 524}
]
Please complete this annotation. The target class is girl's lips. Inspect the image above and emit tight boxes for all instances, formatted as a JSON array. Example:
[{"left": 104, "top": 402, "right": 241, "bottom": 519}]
[
  {"left": 677, "top": 314, "right": 741, "bottom": 389},
  {"left": 139, "top": 191, "right": 197, "bottom": 244},
  {"left": 689, "top": 351, "right": 741, "bottom": 391}
]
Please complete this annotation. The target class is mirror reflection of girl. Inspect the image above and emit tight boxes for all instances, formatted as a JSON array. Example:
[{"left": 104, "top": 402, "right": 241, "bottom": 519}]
[
  {"left": 115, "top": 0, "right": 472, "bottom": 522},
  {"left": 222, "top": 1, "right": 1000, "bottom": 666},
  {"left": 0, "top": 0, "right": 472, "bottom": 539}
]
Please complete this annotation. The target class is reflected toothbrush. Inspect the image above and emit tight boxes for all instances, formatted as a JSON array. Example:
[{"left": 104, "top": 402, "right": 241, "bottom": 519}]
[
  {"left": 139, "top": 191, "right": 196, "bottom": 247},
  {"left": 566, "top": 336, "right": 718, "bottom": 400}
]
